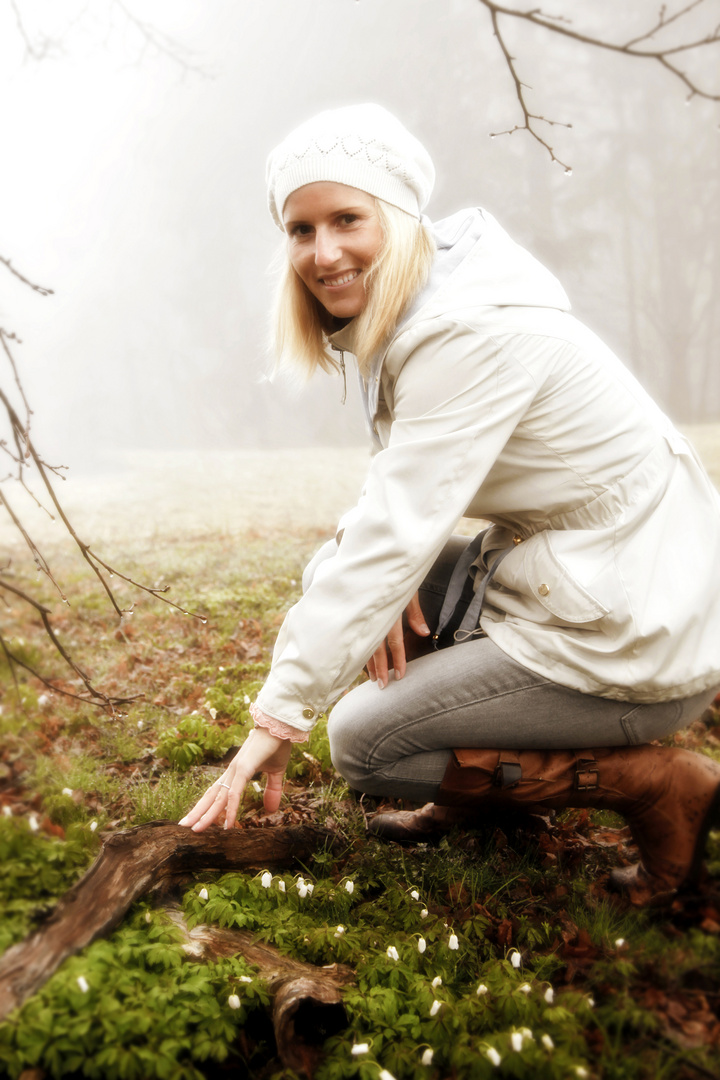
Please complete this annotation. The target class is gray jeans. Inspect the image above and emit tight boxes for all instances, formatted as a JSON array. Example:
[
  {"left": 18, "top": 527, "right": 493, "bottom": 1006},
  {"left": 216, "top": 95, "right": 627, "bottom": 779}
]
[{"left": 325, "top": 536, "right": 717, "bottom": 803}]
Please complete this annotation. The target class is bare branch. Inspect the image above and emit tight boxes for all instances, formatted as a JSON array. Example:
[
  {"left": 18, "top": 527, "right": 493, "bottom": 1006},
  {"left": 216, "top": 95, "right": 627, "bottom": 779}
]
[
  {"left": 0, "top": 628, "right": 140, "bottom": 709},
  {"left": 624, "top": 0, "right": 709, "bottom": 49},
  {"left": 478, "top": 0, "right": 720, "bottom": 166},
  {"left": 1, "top": 288, "right": 205, "bottom": 711},
  {"left": 8, "top": 0, "right": 204, "bottom": 74},
  {"left": 0, "top": 255, "right": 54, "bottom": 295},
  {"left": 488, "top": 7, "right": 573, "bottom": 171},
  {"left": 8, "top": 0, "right": 62, "bottom": 61},
  {"left": 109, "top": 0, "right": 201, "bottom": 72}
]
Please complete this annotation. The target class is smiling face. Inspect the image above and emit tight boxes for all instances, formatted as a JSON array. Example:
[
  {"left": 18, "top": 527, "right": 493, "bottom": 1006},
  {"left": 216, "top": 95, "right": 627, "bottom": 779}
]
[{"left": 283, "top": 182, "right": 384, "bottom": 320}]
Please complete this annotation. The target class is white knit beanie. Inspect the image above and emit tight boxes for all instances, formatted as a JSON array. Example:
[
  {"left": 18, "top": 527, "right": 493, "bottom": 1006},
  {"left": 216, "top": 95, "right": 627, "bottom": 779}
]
[{"left": 266, "top": 103, "right": 435, "bottom": 229}]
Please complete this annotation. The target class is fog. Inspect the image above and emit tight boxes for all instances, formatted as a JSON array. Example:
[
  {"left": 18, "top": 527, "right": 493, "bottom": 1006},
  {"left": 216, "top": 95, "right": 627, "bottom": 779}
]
[{"left": 2, "top": 0, "right": 719, "bottom": 479}]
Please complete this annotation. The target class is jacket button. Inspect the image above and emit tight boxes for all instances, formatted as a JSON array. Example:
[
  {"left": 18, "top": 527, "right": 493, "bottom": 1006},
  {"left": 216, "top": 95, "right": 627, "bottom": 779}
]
[
  {"left": 538, "top": 583, "right": 550, "bottom": 596},
  {"left": 302, "top": 708, "right": 314, "bottom": 720}
]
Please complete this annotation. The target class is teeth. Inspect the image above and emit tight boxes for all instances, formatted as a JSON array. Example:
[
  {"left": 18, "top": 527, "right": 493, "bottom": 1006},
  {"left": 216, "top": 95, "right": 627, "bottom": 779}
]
[{"left": 323, "top": 270, "right": 359, "bottom": 287}]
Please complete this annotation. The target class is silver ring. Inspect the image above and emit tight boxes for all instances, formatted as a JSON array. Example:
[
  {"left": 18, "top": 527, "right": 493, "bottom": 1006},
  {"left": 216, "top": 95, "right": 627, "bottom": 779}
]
[{"left": 219, "top": 782, "right": 231, "bottom": 790}]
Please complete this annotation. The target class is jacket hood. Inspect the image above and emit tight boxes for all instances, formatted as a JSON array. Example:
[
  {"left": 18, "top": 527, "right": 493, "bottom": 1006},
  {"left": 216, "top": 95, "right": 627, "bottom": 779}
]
[
  {"left": 330, "top": 207, "right": 570, "bottom": 356},
  {"left": 406, "top": 208, "right": 571, "bottom": 324}
]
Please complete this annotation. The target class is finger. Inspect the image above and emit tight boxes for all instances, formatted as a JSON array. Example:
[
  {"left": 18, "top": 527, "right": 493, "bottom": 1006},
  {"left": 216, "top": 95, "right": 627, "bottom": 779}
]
[
  {"left": 179, "top": 777, "right": 229, "bottom": 828},
  {"left": 186, "top": 780, "right": 235, "bottom": 833},
  {"left": 223, "top": 783, "right": 244, "bottom": 830},
  {"left": 264, "top": 770, "right": 284, "bottom": 813},
  {"left": 387, "top": 618, "right": 407, "bottom": 680},
  {"left": 406, "top": 592, "right": 430, "bottom": 636},
  {"left": 373, "top": 641, "right": 389, "bottom": 688},
  {"left": 366, "top": 651, "right": 378, "bottom": 681}
]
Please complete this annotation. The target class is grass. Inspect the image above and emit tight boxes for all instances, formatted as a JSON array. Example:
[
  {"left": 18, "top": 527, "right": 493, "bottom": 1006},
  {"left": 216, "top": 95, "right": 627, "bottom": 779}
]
[{"left": 1, "top": 529, "right": 720, "bottom": 1079}]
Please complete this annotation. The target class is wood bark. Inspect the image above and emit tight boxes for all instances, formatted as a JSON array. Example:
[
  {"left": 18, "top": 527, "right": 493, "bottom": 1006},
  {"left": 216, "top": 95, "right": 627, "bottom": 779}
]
[
  {"left": 164, "top": 907, "right": 354, "bottom": 1075},
  {"left": 0, "top": 821, "right": 337, "bottom": 1023}
]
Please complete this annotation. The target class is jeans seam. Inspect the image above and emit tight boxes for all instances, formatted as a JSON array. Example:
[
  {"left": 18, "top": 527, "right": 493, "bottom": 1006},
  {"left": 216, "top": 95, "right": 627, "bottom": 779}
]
[{"left": 366, "top": 679, "right": 553, "bottom": 767}]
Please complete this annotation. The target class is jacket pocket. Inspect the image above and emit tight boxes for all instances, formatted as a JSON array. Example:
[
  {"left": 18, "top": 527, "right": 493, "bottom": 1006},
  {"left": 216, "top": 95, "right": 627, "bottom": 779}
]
[{"left": 520, "top": 532, "right": 609, "bottom": 624}]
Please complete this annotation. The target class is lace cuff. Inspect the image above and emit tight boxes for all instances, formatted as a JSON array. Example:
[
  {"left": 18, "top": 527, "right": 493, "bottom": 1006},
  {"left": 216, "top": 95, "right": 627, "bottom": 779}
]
[{"left": 250, "top": 702, "right": 309, "bottom": 743}]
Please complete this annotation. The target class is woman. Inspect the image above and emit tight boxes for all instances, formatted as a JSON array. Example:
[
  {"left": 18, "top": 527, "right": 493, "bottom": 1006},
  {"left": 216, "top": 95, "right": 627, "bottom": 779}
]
[{"left": 180, "top": 104, "right": 720, "bottom": 906}]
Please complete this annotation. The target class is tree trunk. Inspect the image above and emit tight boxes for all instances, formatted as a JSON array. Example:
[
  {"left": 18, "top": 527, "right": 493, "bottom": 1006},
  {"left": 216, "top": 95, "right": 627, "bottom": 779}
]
[
  {"left": 163, "top": 906, "right": 354, "bottom": 1075},
  {"left": 0, "top": 821, "right": 336, "bottom": 1024}
]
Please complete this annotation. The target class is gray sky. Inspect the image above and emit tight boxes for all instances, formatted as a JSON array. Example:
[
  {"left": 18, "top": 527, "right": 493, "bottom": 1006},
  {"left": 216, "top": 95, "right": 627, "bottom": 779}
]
[{"left": 2, "top": 0, "right": 719, "bottom": 474}]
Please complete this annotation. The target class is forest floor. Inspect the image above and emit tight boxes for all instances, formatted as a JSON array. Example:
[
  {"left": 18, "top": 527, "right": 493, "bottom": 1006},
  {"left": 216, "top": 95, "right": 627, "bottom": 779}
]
[{"left": 1, "top": 430, "right": 720, "bottom": 1080}]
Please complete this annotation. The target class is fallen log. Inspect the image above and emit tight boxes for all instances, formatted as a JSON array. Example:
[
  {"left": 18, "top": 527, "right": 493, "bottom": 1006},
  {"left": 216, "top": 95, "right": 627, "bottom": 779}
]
[
  {"left": 0, "top": 820, "right": 336, "bottom": 1023},
  {"left": 164, "top": 906, "right": 354, "bottom": 1075}
]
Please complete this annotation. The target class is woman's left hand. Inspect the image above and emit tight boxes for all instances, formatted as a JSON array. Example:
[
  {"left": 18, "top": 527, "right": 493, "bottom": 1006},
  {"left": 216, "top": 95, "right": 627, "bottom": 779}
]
[
  {"left": 366, "top": 591, "right": 430, "bottom": 688},
  {"left": 178, "top": 727, "right": 292, "bottom": 831}
]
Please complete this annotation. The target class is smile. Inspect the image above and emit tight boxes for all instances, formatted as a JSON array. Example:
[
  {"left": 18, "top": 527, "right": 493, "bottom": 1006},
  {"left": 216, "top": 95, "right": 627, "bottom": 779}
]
[{"left": 320, "top": 270, "right": 361, "bottom": 288}]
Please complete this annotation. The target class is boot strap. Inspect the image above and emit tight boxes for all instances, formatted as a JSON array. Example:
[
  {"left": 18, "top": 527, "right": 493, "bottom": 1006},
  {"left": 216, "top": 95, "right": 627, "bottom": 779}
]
[
  {"left": 490, "top": 753, "right": 600, "bottom": 790},
  {"left": 493, "top": 755, "right": 523, "bottom": 789},
  {"left": 574, "top": 757, "right": 599, "bottom": 790}
]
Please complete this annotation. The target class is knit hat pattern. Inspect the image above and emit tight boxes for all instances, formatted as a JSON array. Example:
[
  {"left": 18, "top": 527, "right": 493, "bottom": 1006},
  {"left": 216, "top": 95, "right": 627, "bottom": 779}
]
[{"left": 267, "top": 103, "right": 435, "bottom": 228}]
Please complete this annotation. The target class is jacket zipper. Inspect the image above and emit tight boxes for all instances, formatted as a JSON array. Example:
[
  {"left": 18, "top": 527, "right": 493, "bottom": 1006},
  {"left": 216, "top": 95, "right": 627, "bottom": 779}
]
[{"left": 330, "top": 344, "right": 347, "bottom": 405}]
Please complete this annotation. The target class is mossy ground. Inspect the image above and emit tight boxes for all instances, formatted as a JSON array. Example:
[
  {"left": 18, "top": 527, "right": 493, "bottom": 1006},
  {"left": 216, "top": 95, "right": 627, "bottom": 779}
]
[{"left": 1, "top": 531, "right": 720, "bottom": 1080}]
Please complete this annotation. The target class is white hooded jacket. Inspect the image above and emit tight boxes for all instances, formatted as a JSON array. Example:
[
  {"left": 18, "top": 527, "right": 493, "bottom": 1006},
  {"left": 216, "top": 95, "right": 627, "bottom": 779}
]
[{"left": 256, "top": 209, "right": 720, "bottom": 730}]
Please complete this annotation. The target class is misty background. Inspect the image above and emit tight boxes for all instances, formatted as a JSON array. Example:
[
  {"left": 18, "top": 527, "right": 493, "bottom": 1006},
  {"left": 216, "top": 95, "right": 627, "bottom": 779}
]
[{"left": 2, "top": 0, "right": 719, "bottom": 491}]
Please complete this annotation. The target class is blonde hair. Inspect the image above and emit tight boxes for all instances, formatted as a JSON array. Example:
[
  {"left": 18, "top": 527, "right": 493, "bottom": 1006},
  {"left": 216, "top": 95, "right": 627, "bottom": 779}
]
[{"left": 272, "top": 199, "right": 435, "bottom": 378}]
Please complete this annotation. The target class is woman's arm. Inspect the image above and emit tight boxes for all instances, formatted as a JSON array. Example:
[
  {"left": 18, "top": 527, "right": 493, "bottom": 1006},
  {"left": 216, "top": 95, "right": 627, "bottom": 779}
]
[{"left": 254, "top": 320, "right": 536, "bottom": 727}]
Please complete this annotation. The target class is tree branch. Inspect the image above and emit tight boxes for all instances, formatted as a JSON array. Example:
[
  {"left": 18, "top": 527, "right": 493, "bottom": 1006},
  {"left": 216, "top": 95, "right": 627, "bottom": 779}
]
[
  {"left": 0, "top": 821, "right": 338, "bottom": 1022},
  {"left": 8, "top": 0, "right": 204, "bottom": 73},
  {"left": 1, "top": 262, "right": 205, "bottom": 711},
  {"left": 0, "top": 255, "right": 53, "bottom": 296},
  {"left": 479, "top": 1, "right": 720, "bottom": 166}
]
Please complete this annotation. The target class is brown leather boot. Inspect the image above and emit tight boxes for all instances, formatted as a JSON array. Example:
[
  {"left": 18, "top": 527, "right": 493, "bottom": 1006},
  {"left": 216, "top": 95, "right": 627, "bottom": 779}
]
[
  {"left": 368, "top": 803, "right": 478, "bottom": 842},
  {"left": 434, "top": 745, "right": 720, "bottom": 906},
  {"left": 368, "top": 799, "right": 554, "bottom": 842}
]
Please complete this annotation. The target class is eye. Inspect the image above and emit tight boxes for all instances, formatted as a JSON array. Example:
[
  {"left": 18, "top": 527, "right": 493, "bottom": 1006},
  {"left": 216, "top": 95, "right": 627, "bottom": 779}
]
[
  {"left": 288, "top": 223, "right": 313, "bottom": 238},
  {"left": 339, "top": 213, "right": 358, "bottom": 226}
]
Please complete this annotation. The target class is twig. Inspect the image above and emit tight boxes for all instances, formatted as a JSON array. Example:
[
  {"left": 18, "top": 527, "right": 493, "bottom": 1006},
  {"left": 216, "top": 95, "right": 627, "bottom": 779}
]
[
  {"left": 479, "top": 0, "right": 720, "bottom": 166},
  {"left": 1, "top": 274, "right": 204, "bottom": 710},
  {"left": 8, "top": 0, "right": 204, "bottom": 74},
  {"left": 489, "top": 7, "right": 573, "bottom": 171},
  {"left": 0, "top": 255, "right": 53, "bottom": 296}
]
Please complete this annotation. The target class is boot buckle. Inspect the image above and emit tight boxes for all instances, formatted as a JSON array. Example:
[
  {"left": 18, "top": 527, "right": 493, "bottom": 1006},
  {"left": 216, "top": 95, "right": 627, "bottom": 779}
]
[
  {"left": 493, "top": 760, "right": 522, "bottom": 789},
  {"left": 574, "top": 758, "right": 599, "bottom": 791}
]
